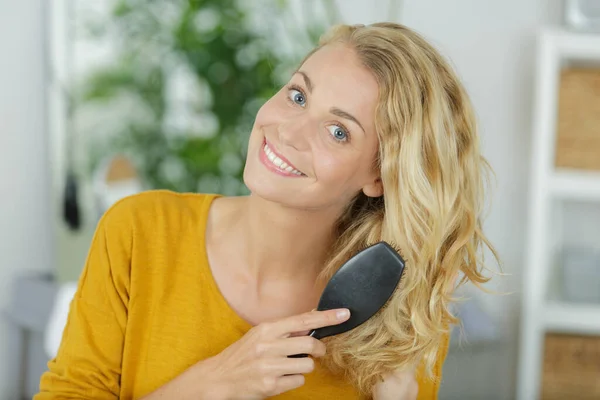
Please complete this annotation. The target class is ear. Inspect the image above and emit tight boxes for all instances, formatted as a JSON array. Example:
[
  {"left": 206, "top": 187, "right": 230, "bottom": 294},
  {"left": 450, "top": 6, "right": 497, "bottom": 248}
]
[{"left": 362, "top": 177, "right": 383, "bottom": 198}]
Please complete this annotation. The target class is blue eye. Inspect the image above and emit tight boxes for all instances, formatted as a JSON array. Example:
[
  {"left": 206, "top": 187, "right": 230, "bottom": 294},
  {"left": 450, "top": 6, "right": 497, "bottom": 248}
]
[
  {"left": 328, "top": 125, "right": 348, "bottom": 142},
  {"left": 288, "top": 89, "right": 306, "bottom": 107}
]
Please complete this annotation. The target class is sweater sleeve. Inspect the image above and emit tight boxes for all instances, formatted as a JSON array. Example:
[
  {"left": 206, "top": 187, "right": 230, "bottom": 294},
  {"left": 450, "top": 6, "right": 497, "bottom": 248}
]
[
  {"left": 416, "top": 331, "right": 451, "bottom": 400},
  {"left": 34, "top": 201, "right": 133, "bottom": 399}
]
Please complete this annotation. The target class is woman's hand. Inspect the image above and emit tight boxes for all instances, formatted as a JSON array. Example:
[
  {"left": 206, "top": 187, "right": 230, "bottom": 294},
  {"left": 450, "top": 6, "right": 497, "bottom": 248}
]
[
  {"left": 372, "top": 369, "right": 419, "bottom": 400},
  {"left": 141, "top": 308, "right": 350, "bottom": 400}
]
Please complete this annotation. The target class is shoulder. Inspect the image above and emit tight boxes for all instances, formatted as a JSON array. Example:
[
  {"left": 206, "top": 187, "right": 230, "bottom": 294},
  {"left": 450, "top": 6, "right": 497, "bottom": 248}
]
[
  {"left": 99, "top": 190, "right": 220, "bottom": 235},
  {"left": 105, "top": 189, "right": 218, "bottom": 216},
  {"left": 102, "top": 189, "right": 219, "bottom": 222}
]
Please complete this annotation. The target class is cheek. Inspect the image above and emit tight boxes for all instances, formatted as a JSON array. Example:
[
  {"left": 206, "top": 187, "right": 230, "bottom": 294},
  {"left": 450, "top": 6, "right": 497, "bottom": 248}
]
[
  {"left": 313, "top": 149, "right": 353, "bottom": 180},
  {"left": 253, "top": 101, "right": 272, "bottom": 127},
  {"left": 254, "top": 95, "right": 288, "bottom": 126},
  {"left": 318, "top": 156, "right": 338, "bottom": 175},
  {"left": 313, "top": 146, "right": 377, "bottom": 186}
]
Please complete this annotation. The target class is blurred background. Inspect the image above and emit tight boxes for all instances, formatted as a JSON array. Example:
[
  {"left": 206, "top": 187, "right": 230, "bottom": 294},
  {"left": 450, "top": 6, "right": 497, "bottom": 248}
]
[{"left": 1, "top": 0, "right": 600, "bottom": 399}]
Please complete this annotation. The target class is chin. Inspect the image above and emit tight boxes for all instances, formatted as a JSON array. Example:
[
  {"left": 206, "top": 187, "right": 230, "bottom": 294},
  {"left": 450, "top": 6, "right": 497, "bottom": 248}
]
[
  {"left": 242, "top": 168, "right": 348, "bottom": 214},
  {"left": 242, "top": 163, "right": 299, "bottom": 207}
]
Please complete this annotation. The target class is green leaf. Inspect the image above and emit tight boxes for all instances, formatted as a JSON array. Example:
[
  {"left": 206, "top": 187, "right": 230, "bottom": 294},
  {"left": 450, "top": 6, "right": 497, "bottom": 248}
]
[
  {"left": 81, "top": 65, "right": 136, "bottom": 101},
  {"left": 112, "top": 0, "right": 132, "bottom": 17}
]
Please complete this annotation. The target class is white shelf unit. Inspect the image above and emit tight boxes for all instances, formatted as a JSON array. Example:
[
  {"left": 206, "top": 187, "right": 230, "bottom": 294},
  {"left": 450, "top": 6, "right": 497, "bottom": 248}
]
[
  {"left": 550, "top": 169, "right": 600, "bottom": 200},
  {"left": 517, "top": 28, "right": 600, "bottom": 400},
  {"left": 544, "top": 302, "right": 600, "bottom": 335}
]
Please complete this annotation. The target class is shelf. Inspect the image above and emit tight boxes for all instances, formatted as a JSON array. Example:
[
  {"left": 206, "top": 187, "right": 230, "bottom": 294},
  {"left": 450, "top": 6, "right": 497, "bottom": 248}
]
[
  {"left": 517, "top": 27, "right": 600, "bottom": 400},
  {"left": 545, "top": 28, "right": 600, "bottom": 60},
  {"left": 544, "top": 302, "right": 600, "bottom": 335},
  {"left": 550, "top": 169, "right": 600, "bottom": 201}
]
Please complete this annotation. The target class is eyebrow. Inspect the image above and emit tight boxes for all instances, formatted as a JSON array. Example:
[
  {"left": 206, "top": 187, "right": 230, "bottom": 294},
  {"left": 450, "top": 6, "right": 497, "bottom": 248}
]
[
  {"left": 296, "top": 71, "right": 313, "bottom": 93},
  {"left": 294, "top": 70, "right": 366, "bottom": 134},
  {"left": 330, "top": 107, "right": 365, "bottom": 133}
]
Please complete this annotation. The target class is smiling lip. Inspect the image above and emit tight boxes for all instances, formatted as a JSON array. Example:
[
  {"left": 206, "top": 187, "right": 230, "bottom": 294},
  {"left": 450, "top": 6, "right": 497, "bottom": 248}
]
[{"left": 259, "top": 139, "right": 305, "bottom": 177}]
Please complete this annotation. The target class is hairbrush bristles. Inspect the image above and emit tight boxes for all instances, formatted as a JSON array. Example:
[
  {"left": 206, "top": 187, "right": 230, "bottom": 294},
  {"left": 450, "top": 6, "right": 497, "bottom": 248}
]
[
  {"left": 368, "top": 240, "right": 406, "bottom": 314},
  {"left": 359, "top": 241, "right": 407, "bottom": 264},
  {"left": 384, "top": 241, "right": 405, "bottom": 260}
]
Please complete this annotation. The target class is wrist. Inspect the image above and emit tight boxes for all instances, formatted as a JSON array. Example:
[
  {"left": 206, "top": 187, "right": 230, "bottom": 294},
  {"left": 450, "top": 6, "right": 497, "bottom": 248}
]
[{"left": 190, "top": 356, "right": 232, "bottom": 400}]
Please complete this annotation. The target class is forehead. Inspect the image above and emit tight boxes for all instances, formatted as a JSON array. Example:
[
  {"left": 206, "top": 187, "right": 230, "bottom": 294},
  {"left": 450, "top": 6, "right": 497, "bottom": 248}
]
[{"left": 298, "top": 44, "right": 379, "bottom": 131}]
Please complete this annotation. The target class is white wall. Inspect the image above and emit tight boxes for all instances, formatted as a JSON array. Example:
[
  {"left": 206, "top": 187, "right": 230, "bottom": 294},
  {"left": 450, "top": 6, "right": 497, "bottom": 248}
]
[
  {"left": 23, "top": 0, "right": 567, "bottom": 398},
  {"left": 0, "top": 0, "right": 55, "bottom": 397}
]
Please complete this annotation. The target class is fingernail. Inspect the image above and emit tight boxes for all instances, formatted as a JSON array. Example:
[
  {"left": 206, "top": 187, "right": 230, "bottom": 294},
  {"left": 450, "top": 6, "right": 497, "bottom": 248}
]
[{"left": 336, "top": 309, "right": 350, "bottom": 320}]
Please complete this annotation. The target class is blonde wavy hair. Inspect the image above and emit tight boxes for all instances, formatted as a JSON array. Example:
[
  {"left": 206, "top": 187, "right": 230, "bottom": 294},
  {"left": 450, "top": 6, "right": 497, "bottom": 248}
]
[{"left": 302, "top": 23, "right": 499, "bottom": 394}]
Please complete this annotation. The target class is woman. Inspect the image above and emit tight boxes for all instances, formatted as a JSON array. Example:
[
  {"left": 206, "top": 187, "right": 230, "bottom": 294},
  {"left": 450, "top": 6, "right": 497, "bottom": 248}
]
[{"left": 36, "top": 22, "right": 496, "bottom": 399}]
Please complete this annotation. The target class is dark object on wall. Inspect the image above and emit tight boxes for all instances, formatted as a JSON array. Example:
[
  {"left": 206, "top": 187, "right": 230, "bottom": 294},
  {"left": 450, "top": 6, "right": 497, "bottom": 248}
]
[
  {"left": 63, "top": 172, "right": 81, "bottom": 230},
  {"left": 61, "top": 0, "right": 82, "bottom": 231}
]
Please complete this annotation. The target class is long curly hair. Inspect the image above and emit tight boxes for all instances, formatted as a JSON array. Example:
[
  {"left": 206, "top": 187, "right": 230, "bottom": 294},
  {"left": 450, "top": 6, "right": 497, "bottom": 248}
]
[{"left": 302, "top": 23, "right": 500, "bottom": 395}]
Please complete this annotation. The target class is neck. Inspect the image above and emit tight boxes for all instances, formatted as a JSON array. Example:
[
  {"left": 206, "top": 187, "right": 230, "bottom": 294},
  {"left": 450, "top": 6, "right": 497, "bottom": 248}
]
[{"left": 235, "top": 194, "right": 341, "bottom": 282}]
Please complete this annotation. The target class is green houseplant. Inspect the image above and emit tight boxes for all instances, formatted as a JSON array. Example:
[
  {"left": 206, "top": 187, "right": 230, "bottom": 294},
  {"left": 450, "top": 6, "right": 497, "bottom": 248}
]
[{"left": 76, "top": 0, "right": 340, "bottom": 195}]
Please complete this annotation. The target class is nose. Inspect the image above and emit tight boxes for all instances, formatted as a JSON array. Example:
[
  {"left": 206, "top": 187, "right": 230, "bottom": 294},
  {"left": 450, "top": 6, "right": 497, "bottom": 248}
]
[{"left": 277, "top": 114, "right": 314, "bottom": 151}]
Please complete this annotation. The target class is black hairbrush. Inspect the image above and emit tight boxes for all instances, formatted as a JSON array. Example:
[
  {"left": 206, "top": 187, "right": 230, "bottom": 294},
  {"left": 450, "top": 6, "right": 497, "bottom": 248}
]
[{"left": 290, "top": 241, "right": 405, "bottom": 357}]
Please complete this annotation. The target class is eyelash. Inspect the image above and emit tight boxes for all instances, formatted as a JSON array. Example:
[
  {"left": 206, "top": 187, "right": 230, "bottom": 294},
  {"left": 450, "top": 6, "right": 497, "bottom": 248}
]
[
  {"left": 285, "top": 84, "right": 306, "bottom": 107},
  {"left": 285, "top": 84, "right": 352, "bottom": 143}
]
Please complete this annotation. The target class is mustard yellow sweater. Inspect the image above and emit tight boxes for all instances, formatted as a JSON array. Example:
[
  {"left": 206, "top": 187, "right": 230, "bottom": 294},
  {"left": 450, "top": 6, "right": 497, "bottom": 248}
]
[{"left": 35, "top": 191, "right": 448, "bottom": 399}]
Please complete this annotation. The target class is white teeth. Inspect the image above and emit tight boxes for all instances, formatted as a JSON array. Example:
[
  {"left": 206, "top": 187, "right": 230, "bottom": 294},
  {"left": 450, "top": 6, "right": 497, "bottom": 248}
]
[{"left": 263, "top": 143, "right": 303, "bottom": 176}]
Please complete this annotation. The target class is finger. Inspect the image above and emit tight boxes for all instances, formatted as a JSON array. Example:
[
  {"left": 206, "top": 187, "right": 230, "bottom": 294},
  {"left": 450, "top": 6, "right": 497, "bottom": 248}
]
[
  {"left": 262, "top": 336, "right": 327, "bottom": 358},
  {"left": 290, "top": 329, "right": 311, "bottom": 337},
  {"left": 274, "top": 309, "right": 351, "bottom": 337},
  {"left": 273, "top": 374, "right": 305, "bottom": 396},
  {"left": 276, "top": 357, "right": 316, "bottom": 375},
  {"left": 255, "top": 357, "right": 315, "bottom": 380}
]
